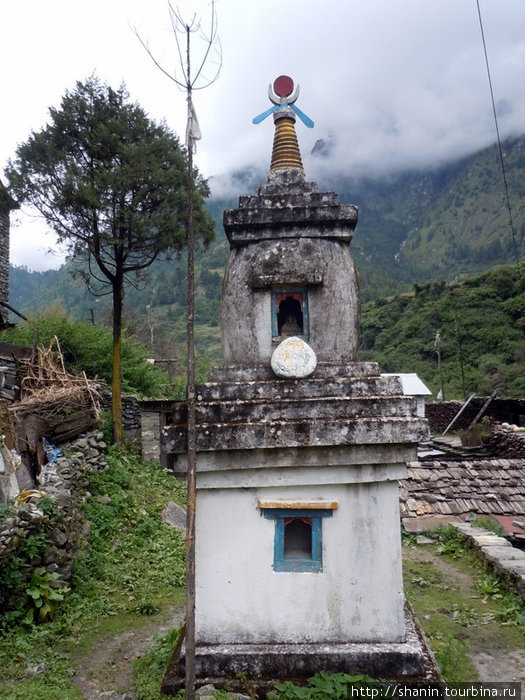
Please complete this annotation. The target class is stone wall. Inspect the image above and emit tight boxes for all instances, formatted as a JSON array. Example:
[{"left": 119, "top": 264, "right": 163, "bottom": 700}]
[
  {"left": 140, "top": 400, "right": 173, "bottom": 467},
  {"left": 101, "top": 392, "right": 142, "bottom": 444},
  {"left": 122, "top": 395, "right": 142, "bottom": 443},
  {"left": 0, "top": 431, "right": 108, "bottom": 586},
  {"left": 0, "top": 181, "right": 17, "bottom": 327},
  {"left": 142, "top": 411, "right": 161, "bottom": 462}
]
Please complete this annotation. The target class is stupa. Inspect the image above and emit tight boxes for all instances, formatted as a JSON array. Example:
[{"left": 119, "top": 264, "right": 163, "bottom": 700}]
[{"left": 162, "top": 76, "right": 435, "bottom": 693}]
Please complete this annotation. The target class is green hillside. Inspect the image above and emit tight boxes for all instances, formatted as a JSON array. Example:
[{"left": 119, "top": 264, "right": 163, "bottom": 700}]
[
  {"left": 6, "top": 137, "right": 525, "bottom": 395},
  {"left": 357, "top": 264, "right": 525, "bottom": 399},
  {"left": 398, "top": 138, "right": 525, "bottom": 279}
]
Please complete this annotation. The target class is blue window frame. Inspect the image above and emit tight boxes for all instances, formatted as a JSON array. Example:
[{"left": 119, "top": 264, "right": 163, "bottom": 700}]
[
  {"left": 262, "top": 507, "right": 334, "bottom": 573},
  {"left": 271, "top": 287, "right": 309, "bottom": 342}
]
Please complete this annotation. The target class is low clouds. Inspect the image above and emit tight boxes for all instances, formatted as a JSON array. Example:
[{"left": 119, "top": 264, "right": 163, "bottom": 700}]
[
  {"left": 2, "top": 0, "right": 524, "bottom": 267},
  {"left": 198, "top": 0, "right": 525, "bottom": 180}
]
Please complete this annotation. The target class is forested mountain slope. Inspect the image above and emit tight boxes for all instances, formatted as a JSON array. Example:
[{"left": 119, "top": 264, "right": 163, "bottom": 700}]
[
  {"left": 357, "top": 265, "right": 524, "bottom": 399},
  {"left": 7, "top": 138, "right": 525, "bottom": 396}
]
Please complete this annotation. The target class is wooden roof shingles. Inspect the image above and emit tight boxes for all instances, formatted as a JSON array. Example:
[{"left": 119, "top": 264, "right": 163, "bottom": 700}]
[{"left": 400, "top": 458, "right": 525, "bottom": 519}]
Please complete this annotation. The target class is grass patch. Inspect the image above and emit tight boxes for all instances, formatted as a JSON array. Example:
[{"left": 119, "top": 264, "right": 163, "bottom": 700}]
[
  {"left": 403, "top": 527, "right": 525, "bottom": 682},
  {"left": 470, "top": 516, "right": 505, "bottom": 536},
  {"left": 0, "top": 444, "right": 186, "bottom": 698},
  {"left": 133, "top": 623, "right": 186, "bottom": 700}
]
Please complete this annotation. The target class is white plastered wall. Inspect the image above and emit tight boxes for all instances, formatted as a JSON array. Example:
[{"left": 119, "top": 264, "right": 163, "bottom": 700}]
[{"left": 194, "top": 476, "right": 405, "bottom": 645}]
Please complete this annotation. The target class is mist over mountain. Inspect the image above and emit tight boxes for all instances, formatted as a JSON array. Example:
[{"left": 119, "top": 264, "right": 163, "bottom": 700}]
[
  {"left": 8, "top": 134, "right": 525, "bottom": 329},
  {"left": 206, "top": 135, "right": 524, "bottom": 299},
  {"left": 6, "top": 134, "right": 524, "bottom": 400}
]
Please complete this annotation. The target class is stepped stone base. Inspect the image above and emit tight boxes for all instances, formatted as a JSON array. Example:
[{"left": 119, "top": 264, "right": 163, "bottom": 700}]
[
  {"left": 162, "top": 605, "right": 440, "bottom": 695},
  {"left": 161, "top": 362, "right": 429, "bottom": 456}
]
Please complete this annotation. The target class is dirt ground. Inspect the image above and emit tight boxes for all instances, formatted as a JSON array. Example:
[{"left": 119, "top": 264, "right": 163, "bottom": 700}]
[
  {"left": 71, "top": 548, "right": 525, "bottom": 698},
  {"left": 72, "top": 606, "right": 183, "bottom": 699},
  {"left": 403, "top": 545, "right": 525, "bottom": 684}
]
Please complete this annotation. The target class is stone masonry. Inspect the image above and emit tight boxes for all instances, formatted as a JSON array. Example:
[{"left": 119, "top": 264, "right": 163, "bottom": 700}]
[
  {"left": 0, "top": 180, "right": 18, "bottom": 327},
  {"left": 162, "top": 77, "right": 435, "bottom": 691},
  {"left": 0, "top": 431, "right": 108, "bottom": 586}
]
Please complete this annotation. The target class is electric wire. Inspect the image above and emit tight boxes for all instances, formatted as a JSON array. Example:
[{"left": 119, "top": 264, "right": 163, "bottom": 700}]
[{"left": 475, "top": 0, "right": 523, "bottom": 286}]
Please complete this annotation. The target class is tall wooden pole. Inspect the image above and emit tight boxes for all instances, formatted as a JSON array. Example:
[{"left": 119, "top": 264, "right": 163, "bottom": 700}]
[
  {"left": 135, "top": 5, "right": 220, "bottom": 695},
  {"left": 435, "top": 331, "right": 445, "bottom": 401},
  {"left": 184, "top": 22, "right": 197, "bottom": 699}
]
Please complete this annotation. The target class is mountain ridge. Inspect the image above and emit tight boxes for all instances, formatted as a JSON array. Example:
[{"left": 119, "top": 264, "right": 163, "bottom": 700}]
[{"left": 5, "top": 135, "right": 524, "bottom": 391}]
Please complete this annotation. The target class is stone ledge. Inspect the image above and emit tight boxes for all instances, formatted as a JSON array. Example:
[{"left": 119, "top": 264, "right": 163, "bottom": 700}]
[
  {"left": 451, "top": 522, "right": 525, "bottom": 598},
  {"left": 199, "top": 374, "right": 403, "bottom": 402},
  {"left": 208, "top": 362, "right": 382, "bottom": 383},
  {"left": 163, "top": 416, "right": 429, "bottom": 454},
  {"left": 171, "top": 395, "right": 418, "bottom": 426},
  {"left": 173, "top": 443, "right": 417, "bottom": 474},
  {"left": 162, "top": 604, "right": 439, "bottom": 694}
]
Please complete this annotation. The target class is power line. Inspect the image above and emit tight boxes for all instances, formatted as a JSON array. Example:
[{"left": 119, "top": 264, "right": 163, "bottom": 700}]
[{"left": 475, "top": 0, "right": 523, "bottom": 286}]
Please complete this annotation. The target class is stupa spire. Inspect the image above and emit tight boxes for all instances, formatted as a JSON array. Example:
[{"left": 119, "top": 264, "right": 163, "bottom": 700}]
[{"left": 252, "top": 75, "right": 314, "bottom": 176}]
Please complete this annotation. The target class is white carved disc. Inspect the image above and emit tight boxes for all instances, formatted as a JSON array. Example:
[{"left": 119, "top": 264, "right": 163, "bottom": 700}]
[{"left": 271, "top": 336, "right": 317, "bottom": 379}]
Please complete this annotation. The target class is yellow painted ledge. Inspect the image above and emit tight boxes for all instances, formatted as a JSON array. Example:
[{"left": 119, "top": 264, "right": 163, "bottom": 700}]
[{"left": 258, "top": 500, "right": 338, "bottom": 510}]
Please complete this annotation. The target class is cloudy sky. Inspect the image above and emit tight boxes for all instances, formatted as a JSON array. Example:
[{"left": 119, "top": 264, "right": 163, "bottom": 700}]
[{"left": 1, "top": 0, "right": 524, "bottom": 270}]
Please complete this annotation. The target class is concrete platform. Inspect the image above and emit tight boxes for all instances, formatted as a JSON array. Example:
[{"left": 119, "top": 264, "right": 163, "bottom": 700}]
[{"left": 162, "top": 604, "right": 440, "bottom": 696}]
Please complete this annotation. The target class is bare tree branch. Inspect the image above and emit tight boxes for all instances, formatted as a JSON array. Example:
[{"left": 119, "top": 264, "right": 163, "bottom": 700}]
[{"left": 133, "top": 0, "right": 222, "bottom": 93}]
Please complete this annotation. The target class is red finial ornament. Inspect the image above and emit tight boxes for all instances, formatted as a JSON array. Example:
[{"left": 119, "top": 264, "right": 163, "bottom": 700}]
[
  {"left": 252, "top": 76, "right": 314, "bottom": 129},
  {"left": 273, "top": 75, "right": 294, "bottom": 98}
]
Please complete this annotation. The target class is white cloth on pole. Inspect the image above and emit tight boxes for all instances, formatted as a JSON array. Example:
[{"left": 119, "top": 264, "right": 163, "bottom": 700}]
[{"left": 186, "top": 94, "right": 202, "bottom": 152}]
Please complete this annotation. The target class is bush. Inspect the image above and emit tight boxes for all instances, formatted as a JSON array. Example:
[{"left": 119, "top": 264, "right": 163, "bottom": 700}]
[{"left": 3, "top": 311, "right": 169, "bottom": 398}]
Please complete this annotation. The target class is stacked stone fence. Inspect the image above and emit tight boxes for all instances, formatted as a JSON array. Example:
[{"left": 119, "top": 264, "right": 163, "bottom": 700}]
[
  {"left": 100, "top": 392, "right": 142, "bottom": 445},
  {"left": 0, "top": 430, "right": 108, "bottom": 592},
  {"left": 426, "top": 398, "right": 525, "bottom": 434}
]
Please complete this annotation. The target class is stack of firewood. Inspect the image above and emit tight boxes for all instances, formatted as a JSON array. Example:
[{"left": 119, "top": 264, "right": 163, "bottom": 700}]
[
  {"left": 425, "top": 401, "right": 476, "bottom": 433},
  {"left": 487, "top": 427, "right": 525, "bottom": 458},
  {"left": 10, "top": 337, "right": 102, "bottom": 445}
]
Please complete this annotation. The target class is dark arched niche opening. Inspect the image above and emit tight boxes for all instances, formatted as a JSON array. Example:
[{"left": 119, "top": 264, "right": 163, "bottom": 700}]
[{"left": 277, "top": 296, "right": 303, "bottom": 336}]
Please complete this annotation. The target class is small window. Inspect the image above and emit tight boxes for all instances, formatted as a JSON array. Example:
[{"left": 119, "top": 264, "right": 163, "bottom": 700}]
[
  {"left": 271, "top": 287, "right": 309, "bottom": 342},
  {"left": 261, "top": 506, "right": 335, "bottom": 573}
]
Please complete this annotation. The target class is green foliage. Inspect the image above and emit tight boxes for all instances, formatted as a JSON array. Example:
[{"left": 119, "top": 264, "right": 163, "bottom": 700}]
[
  {"left": 0, "top": 445, "right": 187, "bottom": 697},
  {"left": 133, "top": 623, "right": 185, "bottom": 700},
  {"left": 358, "top": 264, "right": 525, "bottom": 399},
  {"left": 433, "top": 634, "right": 471, "bottom": 682},
  {"left": 496, "top": 596, "right": 525, "bottom": 626},
  {"left": 5, "top": 74, "right": 215, "bottom": 435},
  {"left": 99, "top": 409, "right": 115, "bottom": 445},
  {"left": 267, "top": 672, "right": 384, "bottom": 699},
  {"left": 6, "top": 75, "right": 214, "bottom": 270},
  {"left": 25, "top": 567, "right": 70, "bottom": 623},
  {"left": 405, "top": 530, "right": 525, "bottom": 683},
  {"left": 0, "top": 501, "right": 14, "bottom": 522},
  {"left": 3, "top": 311, "right": 170, "bottom": 397},
  {"left": 476, "top": 574, "right": 502, "bottom": 599},
  {"left": 401, "top": 528, "right": 418, "bottom": 547},
  {"left": 37, "top": 495, "right": 59, "bottom": 519},
  {"left": 74, "top": 445, "right": 187, "bottom": 610},
  {"left": 397, "top": 137, "right": 525, "bottom": 280},
  {"left": 0, "top": 521, "right": 72, "bottom": 631},
  {"left": 470, "top": 516, "right": 504, "bottom": 536},
  {"left": 433, "top": 525, "right": 469, "bottom": 559}
]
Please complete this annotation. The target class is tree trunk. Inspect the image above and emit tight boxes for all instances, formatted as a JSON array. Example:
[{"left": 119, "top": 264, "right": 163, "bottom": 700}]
[{"left": 112, "top": 275, "right": 124, "bottom": 443}]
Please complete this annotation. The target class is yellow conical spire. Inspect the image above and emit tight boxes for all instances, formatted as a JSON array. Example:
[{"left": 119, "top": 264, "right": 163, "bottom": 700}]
[{"left": 270, "top": 113, "right": 304, "bottom": 174}]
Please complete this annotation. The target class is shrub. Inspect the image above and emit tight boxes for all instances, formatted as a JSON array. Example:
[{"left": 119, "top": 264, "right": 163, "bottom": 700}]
[{"left": 3, "top": 312, "right": 169, "bottom": 398}]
